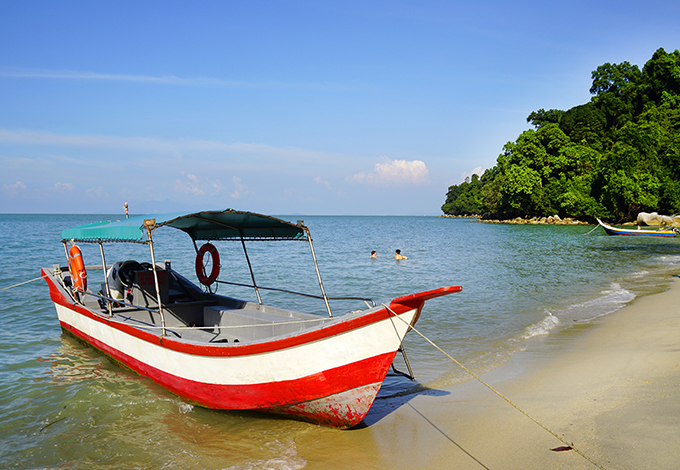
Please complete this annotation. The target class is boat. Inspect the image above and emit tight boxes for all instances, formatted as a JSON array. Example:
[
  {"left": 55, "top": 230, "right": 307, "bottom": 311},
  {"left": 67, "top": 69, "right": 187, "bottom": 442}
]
[
  {"left": 597, "top": 219, "right": 678, "bottom": 237},
  {"left": 41, "top": 209, "right": 461, "bottom": 428}
]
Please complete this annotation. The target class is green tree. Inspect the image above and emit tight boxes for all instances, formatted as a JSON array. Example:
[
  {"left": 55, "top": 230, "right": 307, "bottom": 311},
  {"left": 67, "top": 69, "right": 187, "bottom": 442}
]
[
  {"left": 558, "top": 174, "right": 609, "bottom": 218},
  {"left": 443, "top": 48, "right": 680, "bottom": 221},
  {"left": 559, "top": 102, "right": 608, "bottom": 151},
  {"left": 527, "top": 108, "right": 565, "bottom": 128},
  {"left": 641, "top": 47, "right": 680, "bottom": 104},
  {"left": 590, "top": 61, "right": 643, "bottom": 131},
  {"left": 638, "top": 104, "right": 680, "bottom": 213},
  {"left": 441, "top": 174, "right": 484, "bottom": 215},
  {"left": 491, "top": 125, "right": 569, "bottom": 216},
  {"left": 500, "top": 164, "right": 543, "bottom": 214},
  {"left": 596, "top": 121, "right": 664, "bottom": 217}
]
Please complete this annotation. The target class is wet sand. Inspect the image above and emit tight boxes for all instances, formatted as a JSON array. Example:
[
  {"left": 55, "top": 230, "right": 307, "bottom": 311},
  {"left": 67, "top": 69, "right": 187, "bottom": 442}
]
[{"left": 295, "top": 277, "right": 680, "bottom": 469}]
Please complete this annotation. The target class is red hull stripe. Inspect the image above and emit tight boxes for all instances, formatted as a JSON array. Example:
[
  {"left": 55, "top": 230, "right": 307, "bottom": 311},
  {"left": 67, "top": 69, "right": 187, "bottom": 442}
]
[{"left": 60, "top": 320, "right": 397, "bottom": 410}]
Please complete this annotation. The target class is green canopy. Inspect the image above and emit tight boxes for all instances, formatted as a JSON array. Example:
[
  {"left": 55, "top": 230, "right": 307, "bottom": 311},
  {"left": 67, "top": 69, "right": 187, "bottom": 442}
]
[{"left": 61, "top": 210, "right": 308, "bottom": 243}]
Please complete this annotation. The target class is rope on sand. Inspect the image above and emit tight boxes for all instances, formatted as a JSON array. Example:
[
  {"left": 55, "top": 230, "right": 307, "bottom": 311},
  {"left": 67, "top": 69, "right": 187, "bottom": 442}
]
[
  {"left": 0, "top": 274, "right": 49, "bottom": 292},
  {"left": 383, "top": 304, "right": 607, "bottom": 470}
]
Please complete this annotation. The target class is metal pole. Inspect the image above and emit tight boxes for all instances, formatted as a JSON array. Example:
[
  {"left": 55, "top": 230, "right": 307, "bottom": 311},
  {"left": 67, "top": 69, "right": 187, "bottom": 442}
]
[
  {"left": 240, "top": 234, "right": 262, "bottom": 304},
  {"left": 63, "top": 241, "right": 79, "bottom": 302},
  {"left": 144, "top": 219, "right": 166, "bottom": 336},
  {"left": 62, "top": 241, "right": 70, "bottom": 276},
  {"left": 98, "top": 242, "right": 113, "bottom": 316},
  {"left": 305, "top": 228, "right": 332, "bottom": 318}
]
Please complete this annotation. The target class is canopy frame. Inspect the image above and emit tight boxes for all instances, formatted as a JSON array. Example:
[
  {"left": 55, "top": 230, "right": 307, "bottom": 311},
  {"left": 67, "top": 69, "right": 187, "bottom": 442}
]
[{"left": 60, "top": 209, "right": 334, "bottom": 322}]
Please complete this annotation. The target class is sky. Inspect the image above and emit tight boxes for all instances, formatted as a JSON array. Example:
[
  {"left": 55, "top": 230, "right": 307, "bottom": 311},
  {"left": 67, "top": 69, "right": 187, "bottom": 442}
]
[{"left": 1, "top": 1, "right": 679, "bottom": 216}]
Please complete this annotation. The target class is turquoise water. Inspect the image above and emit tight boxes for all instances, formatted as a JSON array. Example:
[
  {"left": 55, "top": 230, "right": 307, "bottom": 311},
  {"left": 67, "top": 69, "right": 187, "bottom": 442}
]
[{"left": 1, "top": 214, "right": 679, "bottom": 469}]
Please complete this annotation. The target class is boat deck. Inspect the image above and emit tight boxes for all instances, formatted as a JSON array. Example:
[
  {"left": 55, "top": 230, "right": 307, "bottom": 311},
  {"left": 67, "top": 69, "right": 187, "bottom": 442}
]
[{"left": 75, "top": 277, "right": 334, "bottom": 345}]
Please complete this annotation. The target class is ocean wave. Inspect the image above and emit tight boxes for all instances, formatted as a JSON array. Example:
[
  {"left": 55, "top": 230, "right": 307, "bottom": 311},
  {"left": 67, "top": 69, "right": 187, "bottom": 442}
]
[
  {"left": 557, "top": 283, "right": 635, "bottom": 323},
  {"left": 630, "top": 270, "right": 649, "bottom": 278},
  {"left": 224, "top": 439, "right": 306, "bottom": 470},
  {"left": 658, "top": 254, "right": 680, "bottom": 265},
  {"left": 521, "top": 283, "right": 635, "bottom": 341},
  {"left": 522, "top": 311, "right": 560, "bottom": 339},
  {"left": 178, "top": 403, "right": 193, "bottom": 414}
]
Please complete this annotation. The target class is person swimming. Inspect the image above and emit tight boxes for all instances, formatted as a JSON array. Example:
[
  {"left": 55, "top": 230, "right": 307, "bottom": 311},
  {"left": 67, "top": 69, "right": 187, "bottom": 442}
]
[
  {"left": 371, "top": 250, "right": 377, "bottom": 259},
  {"left": 395, "top": 249, "right": 407, "bottom": 260}
]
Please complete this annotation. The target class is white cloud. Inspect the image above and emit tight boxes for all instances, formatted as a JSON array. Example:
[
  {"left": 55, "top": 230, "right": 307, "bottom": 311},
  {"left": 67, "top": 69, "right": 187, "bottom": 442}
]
[
  {"left": 175, "top": 172, "right": 205, "bottom": 196},
  {"left": 0, "top": 68, "right": 261, "bottom": 87},
  {"left": 51, "top": 182, "right": 74, "bottom": 192},
  {"left": 314, "top": 176, "right": 333, "bottom": 191},
  {"left": 211, "top": 179, "right": 223, "bottom": 196},
  {"left": 0, "top": 128, "right": 183, "bottom": 153},
  {"left": 0, "top": 128, "right": 337, "bottom": 164},
  {"left": 349, "top": 157, "right": 429, "bottom": 185},
  {"left": 175, "top": 172, "right": 223, "bottom": 197},
  {"left": 2, "top": 181, "right": 26, "bottom": 195},
  {"left": 85, "top": 186, "right": 107, "bottom": 199},
  {"left": 231, "top": 177, "right": 248, "bottom": 199},
  {"left": 0, "top": 68, "right": 356, "bottom": 91}
]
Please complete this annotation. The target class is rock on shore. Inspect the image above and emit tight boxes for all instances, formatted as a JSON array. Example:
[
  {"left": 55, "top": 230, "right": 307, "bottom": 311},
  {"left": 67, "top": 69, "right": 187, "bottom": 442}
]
[
  {"left": 439, "top": 214, "right": 590, "bottom": 225},
  {"left": 480, "top": 215, "right": 589, "bottom": 225}
]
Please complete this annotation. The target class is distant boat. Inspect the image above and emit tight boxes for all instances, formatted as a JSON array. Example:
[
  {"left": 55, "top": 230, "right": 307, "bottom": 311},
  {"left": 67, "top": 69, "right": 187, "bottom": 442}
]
[
  {"left": 597, "top": 219, "right": 677, "bottom": 238},
  {"left": 42, "top": 209, "right": 461, "bottom": 428}
]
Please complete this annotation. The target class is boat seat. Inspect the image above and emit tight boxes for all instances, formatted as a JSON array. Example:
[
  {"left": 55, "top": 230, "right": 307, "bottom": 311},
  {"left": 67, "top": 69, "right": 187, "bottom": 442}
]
[
  {"left": 203, "top": 305, "right": 319, "bottom": 341},
  {"left": 131, "top": 269, "right": 169, "bottom": 307}
]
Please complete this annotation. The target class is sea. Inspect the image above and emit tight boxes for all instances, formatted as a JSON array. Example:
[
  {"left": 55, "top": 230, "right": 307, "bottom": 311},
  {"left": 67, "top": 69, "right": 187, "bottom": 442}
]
[{"left": 1, "top": 213, "right": 679, "bottom": 469}]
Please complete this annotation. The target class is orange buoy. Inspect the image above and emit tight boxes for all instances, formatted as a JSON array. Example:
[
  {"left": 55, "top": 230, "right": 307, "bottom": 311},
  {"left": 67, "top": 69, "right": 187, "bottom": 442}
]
[
  {"left": 195, "top": 243, "right": 220, "bottom": 286},
  {"left": 68, "top": 245, "right": 87, "bottom": 292}
]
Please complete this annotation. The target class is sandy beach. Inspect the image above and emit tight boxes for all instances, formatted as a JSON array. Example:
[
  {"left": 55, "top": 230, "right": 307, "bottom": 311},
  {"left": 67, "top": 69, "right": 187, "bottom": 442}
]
[{"left": 295, "top": 277, "right": 680, "bottom": 469}]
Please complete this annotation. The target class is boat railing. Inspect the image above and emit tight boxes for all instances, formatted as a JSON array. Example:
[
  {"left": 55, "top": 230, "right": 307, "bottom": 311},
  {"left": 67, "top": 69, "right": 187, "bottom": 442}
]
[
  {"left": 73, "top": 282, "right": 374, "bottom": 326},
  {"left": 78, "top": 289, "right": 162, "bottom": 315},
  {"left": 59, "top": 265, "right": 375, "bottom": 312},
  {"left": 214, "top": 279, "right": 376, "bottom": 308},
  {"left": 71, "top": 288, "right": 335, "bottom": 339}
]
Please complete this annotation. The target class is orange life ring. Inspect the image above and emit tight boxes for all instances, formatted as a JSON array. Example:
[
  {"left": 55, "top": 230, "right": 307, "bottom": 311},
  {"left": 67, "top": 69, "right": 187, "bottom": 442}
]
[
  {"left": 68, "top": 245, "right": 87, "bottom": 292},
  {"left": 195, "top": 243, "right": 220, "bottom": 286}
]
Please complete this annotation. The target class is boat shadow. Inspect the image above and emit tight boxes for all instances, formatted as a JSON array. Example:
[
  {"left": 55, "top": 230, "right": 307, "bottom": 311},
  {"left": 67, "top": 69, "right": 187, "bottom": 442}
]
[
  {"left": 353, "top": 378, "right": 493, "bottom": 469},
  {"left": 354, "top": 375, "right": 450, "bottom": 428}
]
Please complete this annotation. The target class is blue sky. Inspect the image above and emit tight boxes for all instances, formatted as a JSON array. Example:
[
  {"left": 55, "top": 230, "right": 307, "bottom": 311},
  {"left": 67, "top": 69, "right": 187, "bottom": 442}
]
[{"left": 1, "top": 1, "right": 679, "bottom": 215}]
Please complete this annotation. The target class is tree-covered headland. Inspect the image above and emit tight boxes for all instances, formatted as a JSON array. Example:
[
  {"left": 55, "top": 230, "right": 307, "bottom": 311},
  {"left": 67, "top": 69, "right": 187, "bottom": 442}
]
[{"left": 442, "top": 48, "right": 680, "bottom": 222}]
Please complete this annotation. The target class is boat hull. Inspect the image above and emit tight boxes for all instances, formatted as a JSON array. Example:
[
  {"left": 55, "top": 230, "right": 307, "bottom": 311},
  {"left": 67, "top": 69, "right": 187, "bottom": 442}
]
[
  {"left": 598, "top": 219, "right": 677, "bottom": 237},
  {"left": 46, "top": 209, "right": 462, "bottom": 428},
  {"left": 49, "top": 283, "right": 437, "bottom": 428}
]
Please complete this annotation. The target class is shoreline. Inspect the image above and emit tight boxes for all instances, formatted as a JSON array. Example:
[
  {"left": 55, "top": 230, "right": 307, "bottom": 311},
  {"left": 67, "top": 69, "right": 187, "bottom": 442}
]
[
  {"left": 439, "top": 214, "right": 590, "bottom": 225},
  {"left": 296, "top": 277, "right": 680, "bottom": 469}
]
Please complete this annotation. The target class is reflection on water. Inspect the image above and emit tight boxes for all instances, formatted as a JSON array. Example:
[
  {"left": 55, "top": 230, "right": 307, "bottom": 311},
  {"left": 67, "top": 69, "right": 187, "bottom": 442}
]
[
  {"left": 3, "top": 336, "right": 313, "bottom": 469},
  {"left": 35, "top": 337, "right": 123, "bottom": 385}
]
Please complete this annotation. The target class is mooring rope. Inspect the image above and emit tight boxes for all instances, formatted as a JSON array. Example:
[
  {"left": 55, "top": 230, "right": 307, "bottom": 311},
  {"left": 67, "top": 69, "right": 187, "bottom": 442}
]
[
  {"left": 2, "top": 271, "right": 604, "bottom": 468},
  {"left": 0, "top": 274, "right": 49, "bottom": 292},
  {"left": 583, "top": 224, "right": 601, "bottom": 236},
  {"left": 382, "top": 303, "right": 606, "bottom": 470}
]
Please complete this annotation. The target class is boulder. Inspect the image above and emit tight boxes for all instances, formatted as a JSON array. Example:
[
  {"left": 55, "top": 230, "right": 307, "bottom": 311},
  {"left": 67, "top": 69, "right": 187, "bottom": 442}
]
[
  {"left": 637, "top": 212, "right": 680, "bottom": 226},
  {"left": 637, "top": 212, "right": 659, "bottom": 226}
]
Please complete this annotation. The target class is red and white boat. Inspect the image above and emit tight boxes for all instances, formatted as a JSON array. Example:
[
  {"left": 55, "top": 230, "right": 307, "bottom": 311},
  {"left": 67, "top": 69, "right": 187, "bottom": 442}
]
[{"left": 42, "top": 210, "right": 460, "bottom": 428}]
